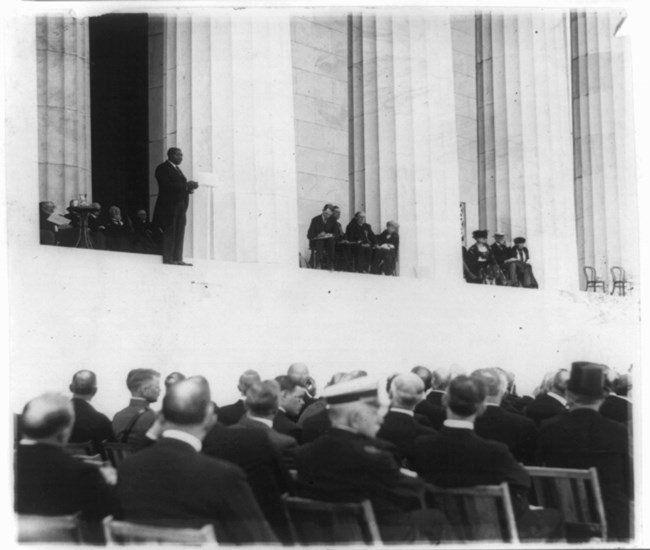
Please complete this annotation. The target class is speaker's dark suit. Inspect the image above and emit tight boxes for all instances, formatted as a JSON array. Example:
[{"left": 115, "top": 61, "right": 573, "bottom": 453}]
[
  {"left": 69, "top": 398, "right": 115, "bottom": 456},
  {"left": 475, "top": 404, "right": 539, "bottom": 465},
  {"left": 152, "top": 160, "right": 192, "bottom": 263},
  {"left": 599, "top": 395, "right": 632, "bottom": 424},
  {"left": 296, "top": 427, "right": 448, "bottom": 543},
  {"left": 537, "top": 409, "right": 632, "bottom": 540},
  {"left": 377, "top": 409, "right": 437, "bottom": 465},
  {"left": 273, "top": 409, "right": 303, "bottom": 443},
  {"left": 217, "top": 399, "right": 246, "bottom": 426},
  {"left": 414, "top": 426, "right": 563, "bottom": 541},
  {"left": 15, "top": 443, "right": 117, "bottom": 520},
  {"left": 524, "top": 393, "right": 567, "bottom": 426},
  {"left": 231, "top": 416, "right": 298, "bottom": 468},
  {"left": 202, "top": 424, "right": 293, "bottom": 543},
  {"left": 116, "top": 437, "right": 276, "bottom": 544}
]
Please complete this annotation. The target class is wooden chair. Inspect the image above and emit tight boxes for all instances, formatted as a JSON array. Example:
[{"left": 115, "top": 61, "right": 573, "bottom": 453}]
[
  {"left": 526, "top": 466, "right": 607, "bottom": 542},
  {"left": 66, "top": 440, "right": 94, "bottom": 457},
  {"left": 103, "top": 516, "right": 217, "bottom": 546},
  {"left": 282, "top": 495, "right": 381, "bottom": 545},
  {"left": 428, "top": 483, "right": 519, "bottom": 543},
  {"left": 17, "top": 513, "right": 82, "bottom": 543},
  {"left": 584, "top": 266, "right": 606, "bottom": 293},
  {"left": 610, "top": 266, "right": 627, "bottom": 296},
  {"left": 102, "top": 441, "right": 135, "bottom": 468}
]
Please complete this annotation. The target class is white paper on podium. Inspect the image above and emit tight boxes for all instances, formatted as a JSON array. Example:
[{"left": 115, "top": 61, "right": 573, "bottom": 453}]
[{"left": 47, "top": 213, "right": 71, "bottom": 226}]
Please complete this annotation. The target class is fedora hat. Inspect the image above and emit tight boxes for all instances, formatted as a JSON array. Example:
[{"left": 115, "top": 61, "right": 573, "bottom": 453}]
[{"left": 568, "top": 362, "right": 605, "bottom": 399}]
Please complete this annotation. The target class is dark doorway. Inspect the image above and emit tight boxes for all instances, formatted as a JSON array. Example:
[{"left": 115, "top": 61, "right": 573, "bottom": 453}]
[{"left": 89, "top": 14, "right": 149, "bottom": 222}]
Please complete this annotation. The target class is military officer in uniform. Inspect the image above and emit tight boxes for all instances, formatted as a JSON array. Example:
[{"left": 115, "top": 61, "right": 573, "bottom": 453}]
[{"left": 294, "top": 376, "right": 449, "bottom": 543}]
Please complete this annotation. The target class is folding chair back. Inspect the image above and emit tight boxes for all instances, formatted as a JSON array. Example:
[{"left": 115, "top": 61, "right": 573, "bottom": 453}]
[
  {"left": 103, "top": 441, "right": 135, "bottom": 468},
  {"left": 103, "top": 516, "right": 217, "bottom": 546}
]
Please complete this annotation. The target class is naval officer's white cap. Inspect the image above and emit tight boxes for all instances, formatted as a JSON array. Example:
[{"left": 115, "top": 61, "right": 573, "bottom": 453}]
[{"left": 321, "top": 376, "right": 380, "bottom": 405}]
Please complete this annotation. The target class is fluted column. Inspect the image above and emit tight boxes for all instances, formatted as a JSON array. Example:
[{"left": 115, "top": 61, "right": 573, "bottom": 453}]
[
  {"left": 349, "top": 14, "right": 462, "bottom": 281},
  {"left": 149, "top": 13, "right": 299, "bottom": 265},
  {"left": 571, "top": 10, "right": 638, "bottom": 289},
  {"left": 36, "top": 16, "right": 92, "bottom": 208},
  {"left": 477, "top": 11, "right": 579, "bottom": 290}
]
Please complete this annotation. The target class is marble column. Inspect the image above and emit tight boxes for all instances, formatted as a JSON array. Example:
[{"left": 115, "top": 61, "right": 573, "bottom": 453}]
[
  {"left": 477, "top": 11, "right": 579, "bottom": 290},
  {"left": 349, "top": 14, "right": 462, "bottom": 281},
  {"left": 36, "top": 16, "right": 92, "bottom": 208},
  {"left": 149, "top": 13, "right": 299, "bottom": 265},
  {"left": 571, "top": 10, "right": 638, "bottom": 289}
]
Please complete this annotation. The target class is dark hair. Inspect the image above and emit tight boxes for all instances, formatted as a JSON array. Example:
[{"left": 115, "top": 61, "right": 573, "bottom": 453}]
[
  {"left": 165, "top": 372, "right": 186, "bottom": 388},
  {"left": 431, "top": 369, "right": 449, "bottom": 391},
  {"left": 167, "top": 147, "right": 181, "bottom": 157},
  {"left": 275, "top": 375, "right": 300, "bottom": 393},
  {"left": 70, "top": 370, "right": 97, "bottom": 396},
  {"left": 446, "top": 375, "right": 487, "bottom": 416},
  {"left": 126, "top": 369, "right": 160, "bottom": 394},
  {"left": 162, "top": 379, "right": 210, "bottom": 425},
  {"left": 245, "top": 380, "right": 280, "bottom": 416},
  {"left": 322, "top": 204, "right": 334, "bottom": 212},
  {"left": 411, "top": 366, "right": 432, "bottom": 391},
  {"left": 385, "top": 373, "right": 399, "bottom": 393},
  {"left": 21, "top": 399, "right": 73, "bottom": 439}
]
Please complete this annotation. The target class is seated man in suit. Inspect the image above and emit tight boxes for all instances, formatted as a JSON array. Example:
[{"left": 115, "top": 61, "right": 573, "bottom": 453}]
[
  {"left": 232, "top": 380, "right": 299, "bottom": 468},
  {"left": 112, "top": 369, "right": 161, "bottom": 449},
  {"left": 116, "top": 377, "right": 276, "bottom": 544},
  {"left": 410, "top": 367, "right": 447, "bottom": 429},
  {"left": 377, "top": 373, "right": 436, "bottom": 465},
  {"left": 371, "top": 221, "right": 400, "bottom": 276},
  {"left": 273, "top": 375, "right": 305, "bottom": 442},
  {"left": 414, "top": 375, "right": 564, "bottom": 542},
  {"left": 217, "top": 369, "right": 261, "bottom": 426},
  {"left": 345, "top": 211, "right": 377, "bottom": 273},
  {"left": 510, "top": 237, "right": 538, "bottom": 288},
  {"left": 537, "top": 362, "right": 632, "bottom": 541},
  {"left": 307, "top": 204, "right": 336, "bottom": 270},
  {"left": 68, "top": 370, "right": 115, "bottom": 456},
  {"left": 472, "top": 368, "right": 538, "bottom": 465},
  {"left": 599, "top": 370, "right": 632, "bottom": 425},
  {"left": 524, "top": 369, "right": 569, "bottom": 426},
  {"left": 203, "top": 406, "right": 294, "bottom": 543},
  {"left": 15, "top": 393, "right": 117, "bottom": 520},
  {"left": 296, "top": 376, "right": 449, "bottom": 543},
  {"left": 287, "top": 362, "right": 318, "bottom": 412},
  {"left": 491, "top": 232, "right": 517, "bottom": 285}
]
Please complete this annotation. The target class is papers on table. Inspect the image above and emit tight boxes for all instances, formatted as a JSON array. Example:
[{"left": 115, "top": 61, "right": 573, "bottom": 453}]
[{"left": 47, "top": 213, "right": 71, "bottom": 226}]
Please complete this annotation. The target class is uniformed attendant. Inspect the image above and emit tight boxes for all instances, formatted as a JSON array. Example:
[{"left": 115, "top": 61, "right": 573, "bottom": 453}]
[{"left": 295, "top": 376, "right": 449, "bottom": 543}]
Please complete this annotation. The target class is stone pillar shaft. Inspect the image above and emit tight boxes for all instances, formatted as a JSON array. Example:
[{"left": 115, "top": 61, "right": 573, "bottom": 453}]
[
  {"left": 349, "top": 14, "right": 462, "bottom": 281},
  {"left": 477, "top": 11, "right": 579, "bottom": 290},
  {"left": 36, "top": 16, "right": 92, "bottom": 208},
  {"left": 149, "top": 13, "right": 299, "bottom": 265}
]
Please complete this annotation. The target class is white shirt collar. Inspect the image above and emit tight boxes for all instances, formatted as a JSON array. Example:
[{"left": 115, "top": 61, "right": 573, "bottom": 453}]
[
  {"left": 547, "top": 392, "right": 567, "bottom": 407},
  {"left": 612, "top": 394, "right": 632, "bottom": 404},
  {"left": 486, "top": 402, "right": 500, "bottom": 407},
  {"left": 19, "top": 438, "right": 39, "bottom": 445},
  {"left": 162, "top": 429, "right": 202, "bottom": 452},
  {"left": 390, "top": 407, "right": 414, "bottom": 417},
  {"left": 248, "top": 416, "right": 274, "bottom": 429},
  {"left": 443, "top": 419, "right": 474, "bottom": 430},
  {"left": 278, "top": 406, "right": 287, "bottom": 414}
]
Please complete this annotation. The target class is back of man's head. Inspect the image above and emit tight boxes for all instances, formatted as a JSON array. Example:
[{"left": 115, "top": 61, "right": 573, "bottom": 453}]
[
  {"left": 431, "top": 369, "right": 450, "bottom": 391},
  {"left": 246, "top": 380, "right": 280, "bottom": 418},
  {"left": 411, "top": 366, "right": 432, "bottom": 391},
  {"left": 70, "top": 370, "right": 97, "bottom": 398},
  {"left": 21, "top": 393, "right": 74, "bottom": 442},
  {"left": 287, "top": 363, "right": 309, "bottom": 383},
  {"left": 471, "top": 368, "right": 507, "bottom": 404},
  {"left": 165, "top": 371, "right": 186, "bottom": 389},
  {"left": 444, "top": 375, "right": 487, "bottom": 418},
  {"left": 390, "top": 373, "right": 425, "bottom": 410},
  {"left": 126, "top": 368, "right": 160, "bottom": 396},
  {"left": 275, "top": 375, "right": 299, "bottom": 394},
  {"left": 614, "top": 374, "right": 632, "bottom": 397},
  {"left": 552, "top": 369, "right": 570, "bottom": 396},
  {"left": 238, "top": 369, "right": 261, "bottom": 395},
  {"left": 162, "top": 378, "right": 211, "bottom": 426}
]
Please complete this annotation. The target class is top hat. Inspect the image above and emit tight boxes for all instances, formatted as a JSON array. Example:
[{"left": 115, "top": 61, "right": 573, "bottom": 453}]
[
  {"left": 567, "top": 362, "right": 605, "bottom": 398},
  {"left": 472, "top": 230, "right": 488, "bottom": 240}
]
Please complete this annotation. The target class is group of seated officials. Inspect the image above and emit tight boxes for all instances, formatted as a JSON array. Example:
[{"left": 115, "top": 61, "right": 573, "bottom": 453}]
[
  {"left": 15, "top": 360, "right": 632, "bottom": 544},
  {"left": 307, "top": 204, "right": 399, "bottom": 275},
  {"left": 39, "top": 201, "right": 160, "bottom": 255},
  {"left": 463, "top": 230, "right": 538, "bottom": 288}
]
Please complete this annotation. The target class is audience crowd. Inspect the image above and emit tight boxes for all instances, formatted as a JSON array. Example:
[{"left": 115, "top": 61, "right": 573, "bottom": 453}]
[{"left": 14, "top": 360, "right": 633, "bottom": 544}]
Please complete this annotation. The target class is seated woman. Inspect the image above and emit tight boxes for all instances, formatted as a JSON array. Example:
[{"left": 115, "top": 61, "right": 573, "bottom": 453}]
[
  {"left": 371, "top": 221, "right": 399, "bottom": 276},
  {"left": 509, "top": 237, "right": 538, "bottom": 288}
]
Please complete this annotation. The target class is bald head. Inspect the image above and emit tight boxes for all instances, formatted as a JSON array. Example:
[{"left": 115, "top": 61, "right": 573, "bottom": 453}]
[
  {"left": 552, "top": 369, "right": 570, "bottom": 397},
  {"left": 21, "top": 393, "right": 74, "bottom": 442},
  {"left": 390, "top": 373, "right": 425, "bottom": 410},
  {"left": 162, "top": 378, "right": 212, "bottom": 426},
  {"left": 471, "top": 368, "right": 507, "bottom": 404},
  {"left": 70, "top": 370, "right": 97, "bottom": 399},
  {"left": 287, "top": 363, "right": 310, "bottom": 383},
  {"left": 238, "top": 370, "right": 261, "bottom": 395}
]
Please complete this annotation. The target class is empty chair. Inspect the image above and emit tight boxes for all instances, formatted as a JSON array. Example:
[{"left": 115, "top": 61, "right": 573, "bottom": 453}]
[
  {"left": 102, "top": 441, "right": 135, "bottom": 468},
  {"left": 103, "top": 516, "right": 217, "bottom": 546},
  {"left": 610, "top": 267, "right": 627, "bottom": 296},
  {"left": 17, "top": 513, "right": 81, "bottom": 543},
  {"left": 583, "top": 266, "right": 606, "bottom": 293},
  {"left": 526, "top": 466, "right": 607, "bottom": 542},
  {"left": 428, "top": 483, "right": 519, "bottom": 543},
  {"left": 282, "top": 496, "right": 381, "bottom": 545},
  {"left": 65, "top": 441, "right": 94, "bottom": 457}
]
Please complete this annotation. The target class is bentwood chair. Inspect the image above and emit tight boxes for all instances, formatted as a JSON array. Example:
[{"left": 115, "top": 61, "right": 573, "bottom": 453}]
[
  {"left": 610, "top": 266, "right": 627, "bottom": 296},
  {"left": 584, "top": 266, "right": 606, "bottom": 293}
]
